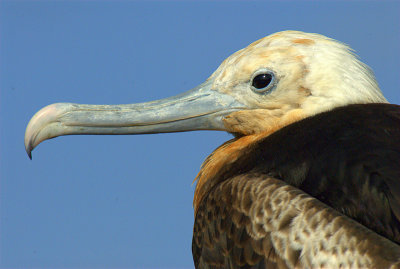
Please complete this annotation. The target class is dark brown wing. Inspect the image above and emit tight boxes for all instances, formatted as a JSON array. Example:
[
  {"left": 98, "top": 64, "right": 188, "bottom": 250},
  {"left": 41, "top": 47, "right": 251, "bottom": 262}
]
[{"left": 193, "top": 173, "right": 400, "bottom": 268}]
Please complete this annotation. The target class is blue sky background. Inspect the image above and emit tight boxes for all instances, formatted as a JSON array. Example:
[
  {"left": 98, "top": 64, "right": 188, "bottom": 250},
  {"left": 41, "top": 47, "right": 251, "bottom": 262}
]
[{"left": 1, "top": 1, "right": 399, "bottom": 268}]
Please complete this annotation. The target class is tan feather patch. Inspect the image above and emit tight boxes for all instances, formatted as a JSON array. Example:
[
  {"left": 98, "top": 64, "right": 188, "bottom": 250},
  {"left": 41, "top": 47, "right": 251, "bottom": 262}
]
[{"left": 291, "top": 38, "right": 315, "bottom": 45}]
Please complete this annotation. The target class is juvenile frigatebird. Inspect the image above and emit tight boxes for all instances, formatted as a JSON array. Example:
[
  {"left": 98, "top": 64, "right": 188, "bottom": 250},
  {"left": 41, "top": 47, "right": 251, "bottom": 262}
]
[{"left": 25, "top": 31, "right": 400, "bottom": 268}]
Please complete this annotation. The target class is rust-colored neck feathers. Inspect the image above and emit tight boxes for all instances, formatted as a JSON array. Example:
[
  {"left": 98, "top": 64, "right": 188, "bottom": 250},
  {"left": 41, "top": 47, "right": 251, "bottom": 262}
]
[
  {"left": 193, "top": 133, "right": 262, "bottom": 213},
  {"left": 193, "top": 109, "right": 306, "bottom": 214}
]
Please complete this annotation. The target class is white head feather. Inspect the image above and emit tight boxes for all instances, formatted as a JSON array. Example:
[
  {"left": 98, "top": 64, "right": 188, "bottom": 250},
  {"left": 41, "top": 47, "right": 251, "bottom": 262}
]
[{"left": 207, "top": 31, "right": 388, "bottom": 134}]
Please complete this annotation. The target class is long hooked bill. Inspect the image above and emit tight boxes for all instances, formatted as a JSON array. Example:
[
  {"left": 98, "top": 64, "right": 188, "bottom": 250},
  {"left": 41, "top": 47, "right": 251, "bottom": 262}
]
[{"left": 25, "top": 80, "right": 246, "bottom": 159}]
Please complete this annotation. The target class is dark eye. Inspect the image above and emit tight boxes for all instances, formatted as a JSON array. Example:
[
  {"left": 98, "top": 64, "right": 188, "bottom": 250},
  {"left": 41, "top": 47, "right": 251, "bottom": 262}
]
[
  {"left": 252, "top": 73, "right": 272, "bottom": 89},
  {"left": 251, "top": 70, "right": 276, "bottom": 94}
]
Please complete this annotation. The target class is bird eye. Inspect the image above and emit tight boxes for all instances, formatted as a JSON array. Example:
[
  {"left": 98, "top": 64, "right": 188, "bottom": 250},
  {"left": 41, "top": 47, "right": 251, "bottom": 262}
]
[{"left": 251, "top": 70, "right": 276, "bottom": 94}]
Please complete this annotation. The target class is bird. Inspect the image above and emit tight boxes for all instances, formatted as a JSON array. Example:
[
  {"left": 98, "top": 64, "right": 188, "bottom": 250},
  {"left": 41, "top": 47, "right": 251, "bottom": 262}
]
[{"left": 25, "top": 31, "right": 400, "bottom": 268}]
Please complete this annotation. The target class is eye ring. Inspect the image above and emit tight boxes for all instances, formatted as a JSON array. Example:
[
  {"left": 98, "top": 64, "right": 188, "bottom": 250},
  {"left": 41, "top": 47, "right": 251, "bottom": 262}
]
[{"left": 250, "top": 69, "right": 277, "bottom": 94}]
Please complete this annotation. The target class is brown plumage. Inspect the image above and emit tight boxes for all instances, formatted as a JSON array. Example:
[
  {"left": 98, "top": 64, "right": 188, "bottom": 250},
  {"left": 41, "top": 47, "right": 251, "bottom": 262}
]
[
  {"left": 192, "top": 104, "right": 400, "bottom": 268},
  {"left": 193, "top": 175, "right": 400, "bottom": 268}
]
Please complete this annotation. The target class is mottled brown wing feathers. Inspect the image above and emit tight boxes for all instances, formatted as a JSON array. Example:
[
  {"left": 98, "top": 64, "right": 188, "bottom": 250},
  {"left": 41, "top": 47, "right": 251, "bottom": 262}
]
[{"left": 193, "top": 173, "right": 400, "bottom": 268}]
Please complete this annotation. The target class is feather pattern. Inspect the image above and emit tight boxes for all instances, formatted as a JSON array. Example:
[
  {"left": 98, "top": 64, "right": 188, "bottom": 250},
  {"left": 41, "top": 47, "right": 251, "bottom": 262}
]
[{"left": 193, "top": 174, "right": 400, "bottom": 268}]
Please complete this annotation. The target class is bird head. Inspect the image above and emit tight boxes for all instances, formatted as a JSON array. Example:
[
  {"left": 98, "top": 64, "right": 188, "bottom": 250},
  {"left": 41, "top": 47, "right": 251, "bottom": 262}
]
[
  {"left": 25, "top": 31, "right": 387, "bottom": 157},
  {"left": 207, "top": 31, "right": 386, "bottom": 135}
]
